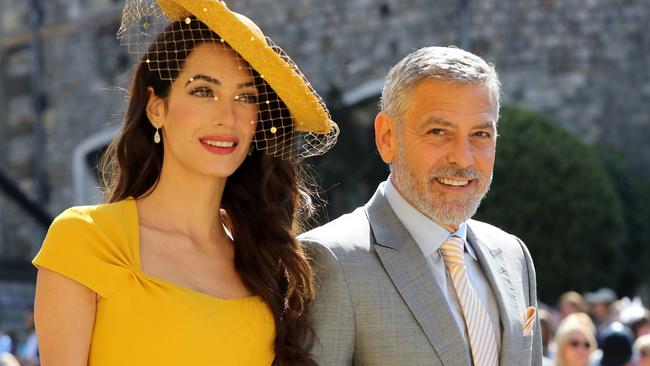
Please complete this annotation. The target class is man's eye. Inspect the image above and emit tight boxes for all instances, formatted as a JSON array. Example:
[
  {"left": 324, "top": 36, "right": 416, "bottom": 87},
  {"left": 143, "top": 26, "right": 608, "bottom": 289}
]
[
  {"left": 474, "top": 131, "right": 492, "bottom": 138},
  {"left": 189, "top": 87, "right": 213, "bottom": 98},
  {"left": 237, "top": 94, "right": 259, "bottom": 104},
  {"left": 429, "top": 129, "right": 446, "bottom": 136}
]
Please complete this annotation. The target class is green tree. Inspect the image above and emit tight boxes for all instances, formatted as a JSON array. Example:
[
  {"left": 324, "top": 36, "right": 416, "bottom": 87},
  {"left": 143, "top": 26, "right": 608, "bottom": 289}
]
[
  {"left": 595, "top": 145, "right": 650, "bottom": 297},
  {"left": 475, "top": 105, "right": 626, "bottom": 303},
  {"left": 309, "top": 88, "right": 386, "bottom": 223}
]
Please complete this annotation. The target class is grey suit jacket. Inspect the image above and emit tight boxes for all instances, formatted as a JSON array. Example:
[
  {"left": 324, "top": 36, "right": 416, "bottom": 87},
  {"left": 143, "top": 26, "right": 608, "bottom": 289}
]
[{"left": 301, "top": 183, "right": 543, "bottom": 366}]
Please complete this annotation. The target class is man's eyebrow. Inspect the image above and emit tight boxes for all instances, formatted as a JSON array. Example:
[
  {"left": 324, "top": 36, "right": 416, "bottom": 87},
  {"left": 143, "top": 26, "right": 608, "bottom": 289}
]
[
  {"left": 423, "top": 116, "right": 455, "bottom": 127},
  {"left": 474, "top": 121, "right": 497, "bottom": 130},
  {"left": 422, "top": 117, "right": 496, "bottom": 130},
  {"left": 185, "top": 74, "right": 221, "bottom": 87}
]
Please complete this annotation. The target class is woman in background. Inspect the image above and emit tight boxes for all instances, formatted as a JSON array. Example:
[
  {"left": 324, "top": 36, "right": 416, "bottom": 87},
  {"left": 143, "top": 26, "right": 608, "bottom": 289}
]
[
  {"left": 634, "top": 334, "right": 650, "bottom": 366},
  {"left": 553, "top": 313, "right": 597, "bottom": 366}
]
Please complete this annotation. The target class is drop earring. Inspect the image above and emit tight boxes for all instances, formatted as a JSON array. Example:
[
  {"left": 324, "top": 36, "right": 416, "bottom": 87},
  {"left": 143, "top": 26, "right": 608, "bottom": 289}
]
[
  {"left": 248, "top": 145, "right": 254, "bottom": 157},
  {"left": 154, "top": 127, "right": 161, "bottom": 144}
]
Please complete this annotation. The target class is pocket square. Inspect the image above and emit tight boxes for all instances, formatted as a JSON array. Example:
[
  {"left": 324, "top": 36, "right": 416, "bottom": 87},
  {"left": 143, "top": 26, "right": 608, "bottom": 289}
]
[{"left": 523, "top": 306, "right": 537, "bottom": 336}]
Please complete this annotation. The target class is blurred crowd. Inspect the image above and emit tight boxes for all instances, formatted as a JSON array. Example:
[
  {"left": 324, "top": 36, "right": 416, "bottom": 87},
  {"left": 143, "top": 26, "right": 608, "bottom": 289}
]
[
  {"left": 541, "top": 289, "right": 650, "bottom": 366},
  {"left": 0, "top": 310, "right": 37, "bottom": 366}
]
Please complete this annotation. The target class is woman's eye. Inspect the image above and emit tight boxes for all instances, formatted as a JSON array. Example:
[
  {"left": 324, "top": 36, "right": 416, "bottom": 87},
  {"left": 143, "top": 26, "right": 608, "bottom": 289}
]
[
  {"left": 189, "top": 87, "right": 213, "bottom": 98},
  {"left": 237, "top": 94, "right": 259, "bottom": 104}
]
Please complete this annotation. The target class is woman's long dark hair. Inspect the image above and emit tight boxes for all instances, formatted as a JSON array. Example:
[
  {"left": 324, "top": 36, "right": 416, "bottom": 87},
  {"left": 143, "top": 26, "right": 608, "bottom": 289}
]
[{"left": 100, "top": 18, "right": 316, "bottom": 365}]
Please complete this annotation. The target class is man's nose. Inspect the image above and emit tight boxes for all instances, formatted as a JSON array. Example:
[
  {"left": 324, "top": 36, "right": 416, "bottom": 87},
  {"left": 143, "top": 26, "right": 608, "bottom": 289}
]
[{"left": 446, "top": 137, "right": 474, "bottom": 168}]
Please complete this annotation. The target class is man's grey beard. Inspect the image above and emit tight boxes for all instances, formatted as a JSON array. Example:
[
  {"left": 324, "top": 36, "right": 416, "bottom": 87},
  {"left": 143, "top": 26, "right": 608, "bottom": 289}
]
[{"left": 392, "top": 148, "right": 492, "bottom": 227}]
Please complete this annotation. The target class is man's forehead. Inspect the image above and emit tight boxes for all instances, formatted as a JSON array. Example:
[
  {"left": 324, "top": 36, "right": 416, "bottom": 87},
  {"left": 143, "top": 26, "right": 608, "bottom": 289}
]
[{"left": 409, "top": 80, "right": 497, "bottom": 111}]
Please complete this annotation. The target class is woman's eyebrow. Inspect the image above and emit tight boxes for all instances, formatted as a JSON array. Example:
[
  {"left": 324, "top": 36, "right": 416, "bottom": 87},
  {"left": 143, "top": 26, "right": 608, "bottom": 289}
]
[
  {"left": 185, "top": 74, "right": 221, "bottom": 87},
  {"left": 237, "top": 81, "right": 255, "bottom": 89},
  {"left": 185, "top": 75, "right": 255, "bottom": 90}
]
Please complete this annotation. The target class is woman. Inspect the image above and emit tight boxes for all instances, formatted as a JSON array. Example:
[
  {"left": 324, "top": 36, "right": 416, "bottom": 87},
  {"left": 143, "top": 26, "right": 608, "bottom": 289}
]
[
  {"left": 32, "top": 1, "right": 338, "bottom": 365},
  {"left": 634, "top": 334, "right": 650, "bottom": 366},
  {"left": 552, "top": 313, "right": 597, "bottom": 366}
]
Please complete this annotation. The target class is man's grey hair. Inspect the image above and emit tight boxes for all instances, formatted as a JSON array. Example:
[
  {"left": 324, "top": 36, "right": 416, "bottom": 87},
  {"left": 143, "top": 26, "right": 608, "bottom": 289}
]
[{"left": 380, "top": 46, "right": 501, "bottom": 123}]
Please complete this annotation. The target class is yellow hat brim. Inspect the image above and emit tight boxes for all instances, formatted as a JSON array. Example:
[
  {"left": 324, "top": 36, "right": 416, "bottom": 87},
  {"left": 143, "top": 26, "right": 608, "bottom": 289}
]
[{"left": 156, "top": 0, "right": 333, "bottom": 134}]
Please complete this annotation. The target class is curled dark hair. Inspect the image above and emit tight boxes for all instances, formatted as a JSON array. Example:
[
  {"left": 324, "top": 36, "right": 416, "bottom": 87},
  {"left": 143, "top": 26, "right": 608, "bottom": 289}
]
[{"left": 100, "top": 18, "right": 316, "bottom": 365}]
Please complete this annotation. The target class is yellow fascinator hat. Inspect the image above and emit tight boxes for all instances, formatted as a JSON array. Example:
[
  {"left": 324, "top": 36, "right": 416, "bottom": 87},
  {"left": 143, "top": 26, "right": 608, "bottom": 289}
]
[{"left": 118, "top": 0, "right": 338, "bottom": 159}]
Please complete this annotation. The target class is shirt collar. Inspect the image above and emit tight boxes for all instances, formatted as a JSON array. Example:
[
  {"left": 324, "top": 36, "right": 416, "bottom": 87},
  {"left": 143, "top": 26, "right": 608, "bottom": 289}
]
[{"left": 384, "top": 176, "right": 477, "bottom": 260}]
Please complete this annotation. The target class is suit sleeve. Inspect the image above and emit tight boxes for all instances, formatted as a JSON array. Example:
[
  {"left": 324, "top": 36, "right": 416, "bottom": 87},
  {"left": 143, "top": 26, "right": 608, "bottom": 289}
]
[
  {"left": 302, "top": 240, "right": 355, "bottom": 366},
  {"left": 517, "top": 237, "right": 543, "bottom": 366}
]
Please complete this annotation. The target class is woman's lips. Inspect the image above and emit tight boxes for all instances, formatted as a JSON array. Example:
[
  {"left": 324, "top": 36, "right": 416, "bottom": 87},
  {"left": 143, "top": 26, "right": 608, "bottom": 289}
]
[{"left": 199, "top": 135, "right": 239, "bottom": 155}]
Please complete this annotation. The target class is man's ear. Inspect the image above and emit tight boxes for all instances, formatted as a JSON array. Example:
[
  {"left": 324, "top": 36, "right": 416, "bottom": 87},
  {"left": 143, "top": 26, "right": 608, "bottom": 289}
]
[
  {"left": 375, "top": 111, "right": 397, "bottom": 164},
  {"left": 145, "top": 87, "right": 165, "bottom": 128}
]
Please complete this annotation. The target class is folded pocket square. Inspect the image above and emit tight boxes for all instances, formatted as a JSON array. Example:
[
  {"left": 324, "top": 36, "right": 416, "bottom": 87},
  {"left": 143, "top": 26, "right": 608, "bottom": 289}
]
[{"left": 523, "top": 306, "right": 537, "bottom": 336}]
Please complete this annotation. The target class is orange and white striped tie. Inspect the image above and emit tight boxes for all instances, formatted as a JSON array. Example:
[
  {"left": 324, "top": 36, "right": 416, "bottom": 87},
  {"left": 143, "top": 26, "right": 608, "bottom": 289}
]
[{"left": 440, "top": 236, "right": 499, "bottom": 366}]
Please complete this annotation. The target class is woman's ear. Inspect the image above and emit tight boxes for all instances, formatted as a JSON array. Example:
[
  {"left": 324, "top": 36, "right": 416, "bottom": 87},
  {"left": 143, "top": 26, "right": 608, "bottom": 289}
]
[{"left": 145, "top": 86, "right": 165, "bottom": 128}]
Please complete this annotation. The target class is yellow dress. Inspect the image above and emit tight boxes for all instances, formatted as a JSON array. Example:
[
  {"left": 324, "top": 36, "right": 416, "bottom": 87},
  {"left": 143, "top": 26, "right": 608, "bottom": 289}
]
[{"left": 33, "top": 198, "right": 275, "bottom": 365}]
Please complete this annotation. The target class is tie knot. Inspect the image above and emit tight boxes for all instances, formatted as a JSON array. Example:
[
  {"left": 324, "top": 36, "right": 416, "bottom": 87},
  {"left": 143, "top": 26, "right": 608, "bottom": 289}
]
[{"left": 440, "top": 236, "right": 465, "bottom": 266}]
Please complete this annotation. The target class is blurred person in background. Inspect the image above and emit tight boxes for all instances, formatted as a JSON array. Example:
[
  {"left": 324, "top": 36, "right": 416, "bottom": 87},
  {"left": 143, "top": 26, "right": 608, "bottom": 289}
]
[
  {"left": 0, "top": 330, "right": 12, "bottom": 356},
  {"left": 553, "top": 314, "right": 597, "bottom": 366},
  {"left": 630, "top": 313, "right": 650, "bottom": 339},
  {"left": 558, "top": 292, "right": 589, "bottom": 322},
  {"left": 592, "top": 322, "right": 634, "bottom": 366},
  {"left": 540, "top": 308, "right": 555, "bottom": 365},
  {"left": 618, "top": 297, "right": 650, "bottom": 339},
  {"left": 585, "top": 288, "right": 618, "bottom": 336},
  {"left": 633, "top": 334, "right": 650, "bottom": 366},
  {"left": 567, "top": 312, "right": 599, "bottom": 336},
  {"left": 0, "top": 329, "right": 19, "bottom": 366},
  {"left": 15, "top": 311, "right": 38, "bottom": 366},
  {"left": 0, "top": 353, "right": 20, "bottom": 366}
]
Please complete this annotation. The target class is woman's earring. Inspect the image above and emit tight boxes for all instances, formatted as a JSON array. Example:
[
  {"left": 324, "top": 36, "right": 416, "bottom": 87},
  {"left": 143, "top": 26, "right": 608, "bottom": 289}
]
[
  {"left": 154, "top": 127, "right": 161, "bottom": 144},
  {"left": 248, "top": 145, "right": 254, "bottom": 157}
]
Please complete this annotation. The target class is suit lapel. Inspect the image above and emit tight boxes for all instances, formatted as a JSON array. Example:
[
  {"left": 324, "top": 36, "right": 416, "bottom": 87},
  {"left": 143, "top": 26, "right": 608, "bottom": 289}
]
[
  {"left": 365, "top": 186, "right": 471, "bottom": 366},
  {"left": 466, "top": 222, "right": 522, "bottom": 366}
]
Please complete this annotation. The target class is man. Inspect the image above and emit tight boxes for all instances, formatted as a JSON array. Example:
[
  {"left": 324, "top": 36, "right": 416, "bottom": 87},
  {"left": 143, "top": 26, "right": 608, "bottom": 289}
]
[{"left": 301, "top": 46, "right": 542, "bottom": 365}]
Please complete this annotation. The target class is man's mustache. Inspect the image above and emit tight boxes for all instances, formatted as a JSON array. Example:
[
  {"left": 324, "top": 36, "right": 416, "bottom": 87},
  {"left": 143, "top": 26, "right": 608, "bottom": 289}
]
[{"left": 428, "top": 166, "right": 482, "bottom": 181}]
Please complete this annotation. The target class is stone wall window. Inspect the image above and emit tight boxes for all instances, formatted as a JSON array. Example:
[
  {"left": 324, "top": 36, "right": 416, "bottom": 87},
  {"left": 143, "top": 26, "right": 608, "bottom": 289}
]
[
  {"left": 0, "top": 2, "right": 29, "bottom": 34},
  {"left": 2, "top": 46, "right": 35, "bottom": 190},
  {"left": 72, "top": 128, "right": 118, "bottom": 205}
]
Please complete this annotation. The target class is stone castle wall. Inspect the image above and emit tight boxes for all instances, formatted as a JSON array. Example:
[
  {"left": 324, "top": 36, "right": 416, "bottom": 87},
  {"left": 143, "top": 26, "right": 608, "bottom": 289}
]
[{"left": 0, "top": 0, "right": 648, "bottom": 259}]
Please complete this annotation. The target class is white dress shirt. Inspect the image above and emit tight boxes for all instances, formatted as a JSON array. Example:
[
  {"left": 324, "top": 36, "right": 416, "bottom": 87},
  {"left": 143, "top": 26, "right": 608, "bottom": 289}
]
[{"left": 384, "top": 178, "right": 502, "bottom": 350}]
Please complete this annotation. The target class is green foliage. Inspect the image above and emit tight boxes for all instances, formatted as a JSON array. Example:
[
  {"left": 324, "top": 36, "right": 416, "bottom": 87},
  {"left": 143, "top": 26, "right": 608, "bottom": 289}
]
[
  {"left": 309, "top": 88, "right": 387, "bottom": 223},
  {"left": 594, "top": 145, "right": 650, "bottom": 297},
  {"left": 474, "top": 105, "right": 626, "bottom": 303}
]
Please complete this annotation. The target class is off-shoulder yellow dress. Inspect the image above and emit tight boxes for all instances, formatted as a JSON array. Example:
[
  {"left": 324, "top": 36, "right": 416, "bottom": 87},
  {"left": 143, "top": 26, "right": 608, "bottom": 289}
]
[{"left": 33, "top": 198, "right": 275, "bottom": 365}]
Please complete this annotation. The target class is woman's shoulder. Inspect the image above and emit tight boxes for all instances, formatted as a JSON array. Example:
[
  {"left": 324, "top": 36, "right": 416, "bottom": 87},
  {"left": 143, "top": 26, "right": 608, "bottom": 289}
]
[
  {"left": 35, "top": 198, "right": 139, "bottom": 297},
  {"left": 54, "top": 198, "right": 135, "bottom": 229},
  {"left": 47, "top": 198, "right": 138, "bottom": 257},
  {"left": 48, "top": 198, "right": 137, "bottom": 237}
]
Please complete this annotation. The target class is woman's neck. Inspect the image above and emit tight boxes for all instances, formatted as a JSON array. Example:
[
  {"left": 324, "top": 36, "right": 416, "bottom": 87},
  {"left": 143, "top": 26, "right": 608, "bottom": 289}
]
[{"left": 136, "top": 162, "right": 228, "bottom": 249}]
